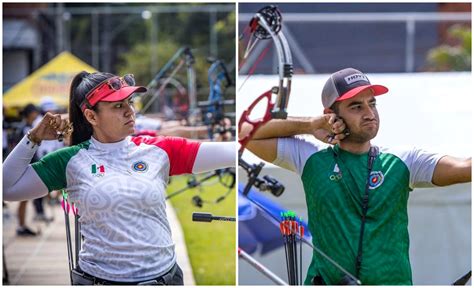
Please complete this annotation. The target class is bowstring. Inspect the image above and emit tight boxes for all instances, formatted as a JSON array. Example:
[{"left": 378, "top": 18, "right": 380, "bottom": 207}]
[
  {"left": 238, "top": 20, "right": 273, "bottom": 92},
  {"left": 238, "top": 44, "right": 271, "bottom": 93}
]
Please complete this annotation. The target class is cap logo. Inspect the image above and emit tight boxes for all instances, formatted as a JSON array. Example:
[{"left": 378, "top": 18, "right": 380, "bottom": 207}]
[{"left": 344, "top": 73, "right": 369, "bottom": 85}]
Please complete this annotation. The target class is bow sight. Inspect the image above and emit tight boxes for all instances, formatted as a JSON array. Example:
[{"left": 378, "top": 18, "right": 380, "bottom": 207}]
[{"left": 240, "top": 158, "right": 285, "bottom": 197}]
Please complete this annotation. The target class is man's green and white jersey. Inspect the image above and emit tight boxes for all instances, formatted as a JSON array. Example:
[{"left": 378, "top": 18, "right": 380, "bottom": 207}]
[
  {"left": 31, "top": 135, "right": 200, "bottom": 282},
  {"left": 273, "top": 136, "right": 444, "bottom": 285}
]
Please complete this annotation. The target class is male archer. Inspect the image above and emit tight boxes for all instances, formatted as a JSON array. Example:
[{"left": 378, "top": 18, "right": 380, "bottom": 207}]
[{"left": 239, "top": 67, "right": 471, "bottom": 285}]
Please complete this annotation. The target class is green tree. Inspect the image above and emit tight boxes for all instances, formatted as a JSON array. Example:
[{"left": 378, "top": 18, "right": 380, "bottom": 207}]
[
  {"left": 116, "top": 41, "right": 180, "bottom": 86},
  {"left": 116, "top": 9, "right": 235, "bottom": 103},
  {"left": 426, "top": 24, "right": 471, "bottom": 71},
  {"left": 214, "top": 11, "right": 236, "bottom": 71}
]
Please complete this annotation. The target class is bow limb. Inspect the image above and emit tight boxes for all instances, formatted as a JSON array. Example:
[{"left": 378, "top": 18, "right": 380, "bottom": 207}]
[{"left": 253, "top": 9, "right": 293, "bottom": 119}]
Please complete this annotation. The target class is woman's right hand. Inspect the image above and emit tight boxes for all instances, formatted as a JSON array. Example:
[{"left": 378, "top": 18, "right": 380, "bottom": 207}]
[{"left": 28, "top": 112, "right": 72, "bottom": 143}]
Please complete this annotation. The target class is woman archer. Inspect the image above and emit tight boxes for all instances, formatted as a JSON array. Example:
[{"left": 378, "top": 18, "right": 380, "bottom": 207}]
[{"left": 3, "top": 71, "right": 235, "bottom": 285}]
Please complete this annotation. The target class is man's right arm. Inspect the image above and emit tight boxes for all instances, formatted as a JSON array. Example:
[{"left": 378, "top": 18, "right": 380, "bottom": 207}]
[{"left": 239, "top": 115, "right": 346, "bottom": 162}]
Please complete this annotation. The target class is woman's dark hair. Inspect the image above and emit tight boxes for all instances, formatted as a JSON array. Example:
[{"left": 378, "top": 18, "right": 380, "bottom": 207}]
[{"left": 69, "top": 71, "right": 115, "bottom": 145}]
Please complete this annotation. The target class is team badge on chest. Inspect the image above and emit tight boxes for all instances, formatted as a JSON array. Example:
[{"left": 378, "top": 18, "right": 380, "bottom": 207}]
[
  {"left": 368, "top": 171, "right": 384, "bottom": 189},
  {"left": 132, "top": 161, "right": 148, "bottom": 172}
]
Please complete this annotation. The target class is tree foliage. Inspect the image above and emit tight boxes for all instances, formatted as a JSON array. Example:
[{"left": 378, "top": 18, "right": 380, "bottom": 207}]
[
  {"left": 116, "top": 9, "right": 235, "bottom": 102},
  {"left": 426, "top": 24, "right": 471, "bottom": 71}
]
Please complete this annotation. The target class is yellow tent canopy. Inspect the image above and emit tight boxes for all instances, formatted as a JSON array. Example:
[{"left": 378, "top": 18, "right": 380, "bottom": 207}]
[{"left": 3, "top": 51, "right": 96, "bottom": 115}]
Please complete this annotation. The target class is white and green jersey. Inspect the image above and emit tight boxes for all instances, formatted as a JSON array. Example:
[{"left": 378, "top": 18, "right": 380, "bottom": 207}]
[
  {"left": 273, "top": 136, "right": 444, "bottom": 285},
  {"left": 31, "top": 135, "right": 200, "bottom": 282}
]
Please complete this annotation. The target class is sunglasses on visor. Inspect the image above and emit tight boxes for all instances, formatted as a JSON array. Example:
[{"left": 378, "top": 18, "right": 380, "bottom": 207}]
[{"left": 81, "top": 74, "right": 136, "bottom": 111}]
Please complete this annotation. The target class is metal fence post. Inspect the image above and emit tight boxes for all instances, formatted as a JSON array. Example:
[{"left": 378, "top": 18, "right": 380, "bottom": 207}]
[
  {"left": 405, "top": 18, "right": 416, "bottom": 72},
  {"left": 91, "top": 11, "right": 99, "bottom": 69},
  {"left": 210, "top": 8, "right": 218, "bottom": 56}
]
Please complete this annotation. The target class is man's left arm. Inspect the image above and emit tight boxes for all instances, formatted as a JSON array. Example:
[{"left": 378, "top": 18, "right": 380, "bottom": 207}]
[{"left": 432, "top": 156, "right": 471, "bottom": 186}]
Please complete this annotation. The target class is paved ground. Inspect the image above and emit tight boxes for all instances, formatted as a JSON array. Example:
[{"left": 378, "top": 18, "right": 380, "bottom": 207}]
[{"left": 3, "top": 198, "right": 195, "bottom": 285}]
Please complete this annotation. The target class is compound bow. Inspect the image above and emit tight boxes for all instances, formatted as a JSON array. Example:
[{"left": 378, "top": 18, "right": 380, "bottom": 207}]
[{"left": 198, "top": 57, "right": 235, "bottom": 140}]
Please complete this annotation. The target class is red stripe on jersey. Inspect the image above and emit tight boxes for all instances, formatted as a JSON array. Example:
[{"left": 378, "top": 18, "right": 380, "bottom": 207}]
[{"left": 131, "top": 136, "right": 201, "bottom": 176}]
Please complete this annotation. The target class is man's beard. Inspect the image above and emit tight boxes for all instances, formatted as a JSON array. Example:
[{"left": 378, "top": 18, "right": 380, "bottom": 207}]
[{"left": 343, "top": 123, "right": 379, "bottom": 144}]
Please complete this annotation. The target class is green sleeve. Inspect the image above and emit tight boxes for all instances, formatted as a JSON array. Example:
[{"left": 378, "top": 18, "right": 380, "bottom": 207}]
[{"left": 31, "top": 142, "right": 86, "bottom": 192}]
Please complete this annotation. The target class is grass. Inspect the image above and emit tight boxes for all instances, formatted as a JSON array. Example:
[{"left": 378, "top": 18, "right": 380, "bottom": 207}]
[{"left": 167, "top": 173, "right": 236, "bottom": 285}]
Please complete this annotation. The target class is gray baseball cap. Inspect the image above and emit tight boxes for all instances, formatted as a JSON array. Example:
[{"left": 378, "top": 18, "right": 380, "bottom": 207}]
[{"left": 321, "top": 68, "right": 389, "bottom": 108}]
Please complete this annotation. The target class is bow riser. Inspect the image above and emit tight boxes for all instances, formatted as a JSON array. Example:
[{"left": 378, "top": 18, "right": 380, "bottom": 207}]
[
  {"left": 254, "top": 12, "right": 293, "bottom": 119},
  {"left": 238, "top": 90, "right": 274, "bottom": 155}
]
